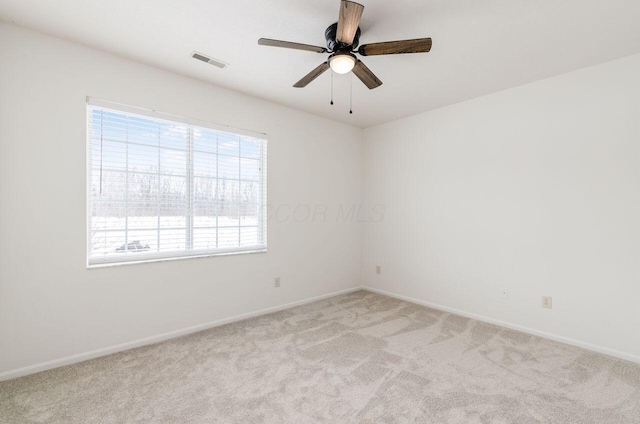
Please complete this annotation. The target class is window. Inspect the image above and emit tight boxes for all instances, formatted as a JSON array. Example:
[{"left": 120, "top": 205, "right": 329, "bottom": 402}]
[{"left": 87, "top": 98, "right": 267, "bottom": 266}]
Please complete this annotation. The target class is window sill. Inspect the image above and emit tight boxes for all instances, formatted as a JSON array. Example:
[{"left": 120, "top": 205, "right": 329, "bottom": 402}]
[{"left": 87, "top": 248, "right": 267, "bottom": 269}]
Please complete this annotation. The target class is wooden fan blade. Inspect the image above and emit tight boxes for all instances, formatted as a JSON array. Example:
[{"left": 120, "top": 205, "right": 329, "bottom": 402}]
[
  {"left": 358, "top": 38, "right": 432, "bottom": 56},
  {"left": 352, "top": 60, "right": 382, "bottom": 89},
  {"left": 258, "top": 38, "right": 327, "bottom": 53},
  {"left": 336, "top": 1, "right": 364, "bottom": 45},
  {"left": 293, "top": 62, "right": 330, "bottom": 88}
]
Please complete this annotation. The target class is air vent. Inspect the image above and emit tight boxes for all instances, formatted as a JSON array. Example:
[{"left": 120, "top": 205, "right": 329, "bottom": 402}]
[{"left": 191, "top": 51, "right": 228, "bottom": 69}]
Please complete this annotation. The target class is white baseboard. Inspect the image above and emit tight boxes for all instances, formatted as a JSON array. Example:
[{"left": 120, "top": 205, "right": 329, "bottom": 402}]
[
  {"left": 363, "top": 286, "right": 640, "bottom": 365},
  {"left": 0, "top": 286, "right": 364, "bottom": 382},
  {"left": 5, "top": 284, "right": 636, "bottom": 382}
]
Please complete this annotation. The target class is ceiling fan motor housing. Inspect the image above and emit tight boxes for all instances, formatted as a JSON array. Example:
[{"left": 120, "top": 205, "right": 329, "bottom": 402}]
[{"left": 325, "top": 22, "right": 361, "bottom": 52}]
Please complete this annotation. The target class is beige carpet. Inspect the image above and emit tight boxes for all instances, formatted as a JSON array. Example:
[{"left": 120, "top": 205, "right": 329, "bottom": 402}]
[{"left": 1, "top": 290, "right": 639, "bottom": 424}]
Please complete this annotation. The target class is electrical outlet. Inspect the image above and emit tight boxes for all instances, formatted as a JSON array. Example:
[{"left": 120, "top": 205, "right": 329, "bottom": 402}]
[
  {"left": 501, "top": 288, "right": 509, "bottom": 299},
  {"left": 542, "top": 296, "right": 552, "bottom": 309},
  {"left": 376, "top": 266, "right": 381, "bottom": 275},
  {"left": 274, "top": 277, "right": 280, "bottom": 288}
]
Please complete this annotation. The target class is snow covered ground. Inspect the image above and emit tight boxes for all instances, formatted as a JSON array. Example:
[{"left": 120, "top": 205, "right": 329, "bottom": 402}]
[{"left": 90, "top": 216, "right": 260, "bottom": 257}]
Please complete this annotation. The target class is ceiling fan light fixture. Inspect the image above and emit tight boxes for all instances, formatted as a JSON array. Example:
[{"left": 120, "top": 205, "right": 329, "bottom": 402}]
[{"left": 329, "top": 53, "right": 356, "bottom": 74}]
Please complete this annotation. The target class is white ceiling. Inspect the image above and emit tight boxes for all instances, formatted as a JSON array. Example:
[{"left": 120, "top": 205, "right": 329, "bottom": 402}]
[{"left": 1, "top": 0, "right": 639, "bottom": 128}]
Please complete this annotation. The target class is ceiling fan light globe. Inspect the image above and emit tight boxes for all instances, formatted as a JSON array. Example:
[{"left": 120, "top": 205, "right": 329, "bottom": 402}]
[{"left": 330, "top": 54, "right": 356, "bottom": 74}]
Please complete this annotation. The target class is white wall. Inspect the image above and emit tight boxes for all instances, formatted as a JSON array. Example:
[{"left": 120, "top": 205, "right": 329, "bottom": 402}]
[
  {"left": 363, "top": 53, "right": 640, "bottom": 361},
  {"left": 0, "top": 23, "right": 363, "bottom": 376}
]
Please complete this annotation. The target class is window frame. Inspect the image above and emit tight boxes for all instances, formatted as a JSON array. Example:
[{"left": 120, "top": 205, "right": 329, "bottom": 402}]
[{"left": 86, "top": 97, "right": 267, "bottom": 268}]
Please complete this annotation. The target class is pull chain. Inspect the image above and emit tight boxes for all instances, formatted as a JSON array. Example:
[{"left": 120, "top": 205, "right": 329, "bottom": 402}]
[
  {"left": 330, "top": 72, "right": 334, "bottom": 105},
  {"left": 349, "top": 74, "right": 353, "bottom": 114}
]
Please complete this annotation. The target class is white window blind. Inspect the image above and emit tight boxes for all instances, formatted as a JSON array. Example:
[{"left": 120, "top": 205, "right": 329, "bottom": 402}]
[{"left": 87, "top": 99, "right": 267, "bottom": 266}]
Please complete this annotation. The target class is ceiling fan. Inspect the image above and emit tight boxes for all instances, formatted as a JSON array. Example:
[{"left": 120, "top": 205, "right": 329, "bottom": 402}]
[{"left": 258, "top": 0, "right": 432, "bottom": 90}]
